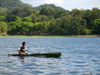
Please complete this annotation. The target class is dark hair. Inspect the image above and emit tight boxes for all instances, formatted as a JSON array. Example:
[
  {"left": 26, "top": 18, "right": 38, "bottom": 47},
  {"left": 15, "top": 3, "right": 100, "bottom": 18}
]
[{"left": 22, "top": 42, "right": 26, "bottom": 45}]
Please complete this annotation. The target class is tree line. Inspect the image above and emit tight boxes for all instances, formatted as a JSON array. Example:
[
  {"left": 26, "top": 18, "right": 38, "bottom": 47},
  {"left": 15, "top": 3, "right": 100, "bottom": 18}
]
[{"left": 0, "top": 7, "right": 100, "bottom": 35}]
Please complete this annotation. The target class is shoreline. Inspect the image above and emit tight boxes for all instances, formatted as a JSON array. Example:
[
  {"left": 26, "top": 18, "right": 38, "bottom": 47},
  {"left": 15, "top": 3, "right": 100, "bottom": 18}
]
[{"left": 0, "top": 35, "right": 100, "bottom": 37}]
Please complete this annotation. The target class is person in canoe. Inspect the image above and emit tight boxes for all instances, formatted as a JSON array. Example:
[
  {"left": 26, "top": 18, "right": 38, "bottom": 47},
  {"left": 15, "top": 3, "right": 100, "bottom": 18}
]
[{"left": 18, "top": 42, "right": 30, "bottom": 54}]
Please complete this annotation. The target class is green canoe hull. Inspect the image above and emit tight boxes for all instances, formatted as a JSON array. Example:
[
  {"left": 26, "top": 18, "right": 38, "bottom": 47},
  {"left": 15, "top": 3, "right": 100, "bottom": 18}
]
[{"left": 8, "top": 53, "right": 61, "bottom": 58}]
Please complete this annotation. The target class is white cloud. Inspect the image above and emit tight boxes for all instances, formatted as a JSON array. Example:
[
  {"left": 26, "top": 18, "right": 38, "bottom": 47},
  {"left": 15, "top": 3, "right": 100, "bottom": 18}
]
[
  {"left": 43, "top": 0, "right": 64, "bottom": 6},
  {"left": 21, "top": 0, "right": 44, "bottom": 6},
  {"left": 66, "top": 0, "right": 92, "bottom": 4},
  {"left": 21, "top": 0, "right": 64, "bottom": 6},
  {"left": 21, "top": 0, "right": 100, "bottom": 10}
]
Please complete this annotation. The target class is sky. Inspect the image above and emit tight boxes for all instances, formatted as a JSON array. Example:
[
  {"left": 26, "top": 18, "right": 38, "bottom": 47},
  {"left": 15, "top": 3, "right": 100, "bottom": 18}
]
[{"left": 21, "top": 0, "right": 100, "bottom": 10}]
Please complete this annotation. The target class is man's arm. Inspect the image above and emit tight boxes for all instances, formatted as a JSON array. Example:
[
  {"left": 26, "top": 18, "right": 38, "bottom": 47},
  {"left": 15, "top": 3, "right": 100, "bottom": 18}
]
[
  {"left": 18, "top": 50, "right": 22, "bottom": 54},
  {"left": 25, "top": 47, "right": 29, "bottom": 52},
  {"left": 18, "top": 47, "right": 22, "bottom": 54},
  {"left": 25, "top": 50, "right": 30, "bottom": 52}
]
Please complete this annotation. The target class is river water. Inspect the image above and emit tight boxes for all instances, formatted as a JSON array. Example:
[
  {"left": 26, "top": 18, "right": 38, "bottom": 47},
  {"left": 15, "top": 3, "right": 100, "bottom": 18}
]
[{"left": 0, "top": 37, "right": 100, "bottom": 75}]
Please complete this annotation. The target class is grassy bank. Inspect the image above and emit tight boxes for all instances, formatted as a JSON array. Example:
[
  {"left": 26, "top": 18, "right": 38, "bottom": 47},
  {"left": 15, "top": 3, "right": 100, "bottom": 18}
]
[{"left": 0, "top": 34, "right": 100, "bottom": 37}]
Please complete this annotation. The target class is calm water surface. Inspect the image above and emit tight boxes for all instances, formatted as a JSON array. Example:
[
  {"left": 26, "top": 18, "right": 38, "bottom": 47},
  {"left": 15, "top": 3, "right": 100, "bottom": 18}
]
[{"left": 0, "top": 37, "right": 100, "bottom": 75}]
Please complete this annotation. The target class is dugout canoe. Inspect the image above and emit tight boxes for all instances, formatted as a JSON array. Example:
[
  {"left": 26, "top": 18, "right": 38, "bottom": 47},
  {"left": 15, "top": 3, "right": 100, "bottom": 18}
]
[{"left": 8, "top": 53, "right": 61, "bottom": 58}]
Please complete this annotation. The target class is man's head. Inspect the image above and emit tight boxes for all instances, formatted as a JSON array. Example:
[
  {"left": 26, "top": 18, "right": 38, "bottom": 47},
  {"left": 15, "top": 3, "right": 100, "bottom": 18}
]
[{"left": 22, "top": 42, "right": 26, "bottom": 46}]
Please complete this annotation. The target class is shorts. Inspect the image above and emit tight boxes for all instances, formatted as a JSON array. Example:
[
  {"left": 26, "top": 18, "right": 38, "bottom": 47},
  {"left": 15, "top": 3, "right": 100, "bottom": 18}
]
[{"left": 22, "top": 53, "right": 30, "bottom": 54}]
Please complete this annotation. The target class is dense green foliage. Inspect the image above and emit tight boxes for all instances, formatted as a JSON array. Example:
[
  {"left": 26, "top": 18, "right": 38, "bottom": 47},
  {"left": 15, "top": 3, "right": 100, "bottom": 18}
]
[
  {"left": 0, "top": 0, "right": 100, "bottom": 35},
  {"left": 0, "top": 7, "right": 8, "bottom": 12},
  {"left": 0, "top": 7, "right": 100, "bottom": 35}
]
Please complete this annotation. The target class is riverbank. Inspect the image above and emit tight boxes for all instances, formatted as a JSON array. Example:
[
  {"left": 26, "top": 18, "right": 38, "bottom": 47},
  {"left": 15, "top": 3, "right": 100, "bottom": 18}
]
[{"left": 0, "top": 34, "right": 100, "bottom": 37}]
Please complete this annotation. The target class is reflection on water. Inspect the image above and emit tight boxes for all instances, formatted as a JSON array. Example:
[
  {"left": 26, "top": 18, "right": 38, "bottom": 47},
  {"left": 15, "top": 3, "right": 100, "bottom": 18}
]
[
  {"left": 0, "top": 37, "right": 100, "bottom": 75},
  {"left": 19, "top": 56, "right": 25, "bottom": 64}
]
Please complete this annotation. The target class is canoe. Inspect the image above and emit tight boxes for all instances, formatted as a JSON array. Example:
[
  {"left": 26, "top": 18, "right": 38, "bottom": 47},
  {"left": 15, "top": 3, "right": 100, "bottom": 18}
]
[{"left": 8, "top": 53, "right": 61, "bottom": 58}]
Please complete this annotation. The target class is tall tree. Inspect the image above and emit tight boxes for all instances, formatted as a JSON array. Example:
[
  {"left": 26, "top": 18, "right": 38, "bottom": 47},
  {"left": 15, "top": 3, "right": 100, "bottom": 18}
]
[
  {"left": 93, "top": 18, "right": 100, "bottom": 34},
  {"left": 40, "top": 7, "right": 55, "bottom": 19},
  {"left": 0, "top": 21, "right": 7, "bottom": 33}
]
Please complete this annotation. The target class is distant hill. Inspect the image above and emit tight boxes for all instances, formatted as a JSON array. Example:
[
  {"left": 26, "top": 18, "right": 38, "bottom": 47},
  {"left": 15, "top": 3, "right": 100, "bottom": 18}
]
[
  {"left": 34, "top": 4, "right": 67, "bottom": 11},
  {"left": 0, "top": 0, "right": 33, "bottom": 10},
  {"left": 0, "top": 0, "right": 67, "bottom": 11}
]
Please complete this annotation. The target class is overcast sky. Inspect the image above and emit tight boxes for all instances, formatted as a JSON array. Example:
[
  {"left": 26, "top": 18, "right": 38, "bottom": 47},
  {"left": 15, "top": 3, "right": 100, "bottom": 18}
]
[{"left": 21, "top": 0, "right": 100, "bottom": 10}]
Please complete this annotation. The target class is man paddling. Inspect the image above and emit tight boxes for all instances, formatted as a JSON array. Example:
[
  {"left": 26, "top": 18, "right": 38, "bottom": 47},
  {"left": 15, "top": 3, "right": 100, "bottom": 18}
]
[{"left": 18, "top": 42, "right": 30, "bottom": 54}]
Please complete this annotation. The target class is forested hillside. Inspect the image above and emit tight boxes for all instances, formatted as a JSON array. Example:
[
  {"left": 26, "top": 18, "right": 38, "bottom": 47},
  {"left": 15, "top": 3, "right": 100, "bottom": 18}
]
[
  {"left": 34, "top": 4, "right": 67, "bottom": 11},
  {"left": 0, "top": 0, "right": 67, "bottom": 11},
  {"left": 0, "top": 0, "right": 100, "bottom": 35},
  {"left": 0, "top": 0, "right": 33, "bottom": 10}
]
